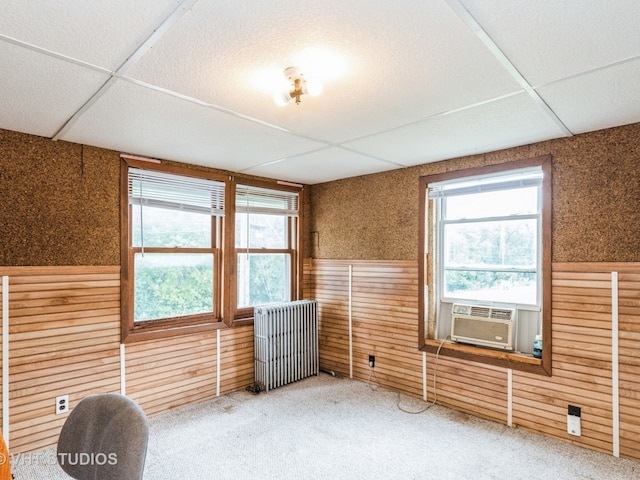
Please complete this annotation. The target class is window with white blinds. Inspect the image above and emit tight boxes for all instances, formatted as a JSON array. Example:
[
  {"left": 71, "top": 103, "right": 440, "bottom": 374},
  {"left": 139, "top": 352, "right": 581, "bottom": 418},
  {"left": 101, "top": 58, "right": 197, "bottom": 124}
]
[
  {"left": 128, "top": 168, "right": 225, "bottom": 216},
  {"left": 121, "top": 160, "right": 304, "bottom": 340},
  {"left": 123, "top": 163, "right": 227, "bottom": 339},
  {"left": 235, "top": 183, "right": 300, "bottom": 310},
  {"left": 235, "top": 184, "right": 298, "bottom": 216}
]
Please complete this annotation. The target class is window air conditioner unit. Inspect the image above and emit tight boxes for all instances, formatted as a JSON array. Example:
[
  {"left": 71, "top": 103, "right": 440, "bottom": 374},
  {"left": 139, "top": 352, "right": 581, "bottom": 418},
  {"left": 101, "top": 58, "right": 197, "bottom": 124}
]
[{"left": 451, "top": 303, "right": 515, "bottom": 351}]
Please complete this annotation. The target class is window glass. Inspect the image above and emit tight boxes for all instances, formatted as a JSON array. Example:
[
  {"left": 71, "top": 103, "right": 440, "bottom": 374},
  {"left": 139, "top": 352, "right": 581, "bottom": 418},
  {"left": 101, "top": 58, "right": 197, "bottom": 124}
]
[
  {"left": 132, "top": 205, "right": 211, "bottom": 248},
  {"left": 237, "top": 253, "right": 290, "bottom": 308},
  {"left": 443, "top": 219, "right": 537, "bottom": 268},
  {"left": 438, "top": 175, "right": 541, "bottom": 307},
  {"left": 134, "top": 253, "right": 214, "bottom": 322},
  {"left": 443, "top": 270, "right": 536, "bottom": 304},
  {"left": 444, "top": 187, "right": 538, "bottom": 220},
  {"left": 235, "top": 213, "right": 287, "bottom": 249}
]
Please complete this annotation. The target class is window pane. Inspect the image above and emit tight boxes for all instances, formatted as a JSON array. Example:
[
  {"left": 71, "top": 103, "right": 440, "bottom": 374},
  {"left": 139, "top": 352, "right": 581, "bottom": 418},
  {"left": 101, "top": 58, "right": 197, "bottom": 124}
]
[
  {"left": 444, "top": 187, "right": 538, "bottom": 220},
  {"left": 134, "top": 253, "right": 214, "bottom": 322},
  {"left": 444, "top": 270, "right": 536, "bottom": 304},
  {"left": 132, "top": 205, "right": 211, "bottom": 248},
  {"left": 235, "top": 213, "right": 287, "bottom": 248},
  {"left": 444, "top": 219, "right": 537, "bottom": 268},
  {"left": 237, "top": 253, "right": 290, "bottom": 308}
]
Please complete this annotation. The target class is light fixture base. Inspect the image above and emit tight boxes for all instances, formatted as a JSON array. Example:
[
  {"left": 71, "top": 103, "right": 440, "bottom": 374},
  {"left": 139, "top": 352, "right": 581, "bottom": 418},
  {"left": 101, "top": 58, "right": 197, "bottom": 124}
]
[{"left": 275, "top": 66, "right": 321, "bottom": 105}]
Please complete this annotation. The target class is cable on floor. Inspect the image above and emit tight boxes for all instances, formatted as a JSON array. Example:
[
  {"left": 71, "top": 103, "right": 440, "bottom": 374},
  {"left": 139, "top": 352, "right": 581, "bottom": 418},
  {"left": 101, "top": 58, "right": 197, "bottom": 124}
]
[{"left": 396, "top": 335, "right": 450, "bottom": 414}]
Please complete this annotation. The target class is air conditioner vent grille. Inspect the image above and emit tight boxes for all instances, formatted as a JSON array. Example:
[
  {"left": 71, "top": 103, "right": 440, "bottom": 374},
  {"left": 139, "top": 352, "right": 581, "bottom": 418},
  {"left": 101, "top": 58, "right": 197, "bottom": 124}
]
[
  {"left": 490, "top": 308, "right": 514, "bottom": 321},
  {"left": 470, "top": 306, "right": 491, "bottom": 317}
]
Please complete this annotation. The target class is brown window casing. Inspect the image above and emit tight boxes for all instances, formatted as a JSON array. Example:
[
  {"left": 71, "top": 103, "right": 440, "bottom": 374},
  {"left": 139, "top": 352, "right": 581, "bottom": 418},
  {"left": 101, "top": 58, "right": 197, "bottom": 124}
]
[
  {"left": 229, "top": 179, "right": 303, "bottom": 323},
  {"left": 418, "top": 155, "right": 552, "bottom": 376},
  {"left": 120, "top": 158, "right": 228, "bottom": 343}
]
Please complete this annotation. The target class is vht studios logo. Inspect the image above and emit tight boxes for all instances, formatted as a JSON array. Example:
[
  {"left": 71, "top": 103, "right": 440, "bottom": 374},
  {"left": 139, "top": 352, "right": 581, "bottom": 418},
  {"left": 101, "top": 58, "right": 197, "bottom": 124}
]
[
  {"left": 5, "top": 451, "right": 118, "bottom": 466},
  {"left": 58, "top": 452, "right": 118, "bottom": 466}
]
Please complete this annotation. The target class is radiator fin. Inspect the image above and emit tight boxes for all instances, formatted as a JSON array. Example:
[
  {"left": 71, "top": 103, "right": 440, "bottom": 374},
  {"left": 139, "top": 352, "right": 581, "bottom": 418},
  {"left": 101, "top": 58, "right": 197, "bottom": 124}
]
[{"left": 254, "top": 300, "right": 318, "bottom": 391}]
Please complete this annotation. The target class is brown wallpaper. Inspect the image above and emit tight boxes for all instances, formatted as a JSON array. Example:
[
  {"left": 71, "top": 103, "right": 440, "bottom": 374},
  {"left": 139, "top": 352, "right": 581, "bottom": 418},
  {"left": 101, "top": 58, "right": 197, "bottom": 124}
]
[
  {"left": 2, "top": 123, "right": 639, "bottom": 265},
  {"left": 0, "top": 128, "right": 308, "bottom": 266},
  {"left": 308, "top": 122, "right": 640, "bottom": 262},
  {"left": 0, "top": 130, "right": 120, "bottom": 265}
]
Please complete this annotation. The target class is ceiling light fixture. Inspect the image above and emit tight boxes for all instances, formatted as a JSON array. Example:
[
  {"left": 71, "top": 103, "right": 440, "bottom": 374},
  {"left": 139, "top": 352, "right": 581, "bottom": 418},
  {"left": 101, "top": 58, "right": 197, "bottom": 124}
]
[{"left": 274, "top": 66, "right": 322, "bottom": 106}]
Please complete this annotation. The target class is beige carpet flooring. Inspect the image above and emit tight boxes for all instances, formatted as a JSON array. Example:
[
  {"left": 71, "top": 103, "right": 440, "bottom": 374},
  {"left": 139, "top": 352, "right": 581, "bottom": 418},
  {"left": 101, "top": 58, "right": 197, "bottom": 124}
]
[{"left": 12, "top": 373, "right": 639, "bottom": 479}]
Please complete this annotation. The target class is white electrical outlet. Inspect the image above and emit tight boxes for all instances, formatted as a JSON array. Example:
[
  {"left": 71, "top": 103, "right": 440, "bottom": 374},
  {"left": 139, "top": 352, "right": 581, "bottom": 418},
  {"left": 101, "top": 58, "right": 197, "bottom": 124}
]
[
  {"left": 56, "top": 394, "right": 69, "bottom": 415},
  {"left": 567, "top": 414, "right": 581, "bottom": 436}
]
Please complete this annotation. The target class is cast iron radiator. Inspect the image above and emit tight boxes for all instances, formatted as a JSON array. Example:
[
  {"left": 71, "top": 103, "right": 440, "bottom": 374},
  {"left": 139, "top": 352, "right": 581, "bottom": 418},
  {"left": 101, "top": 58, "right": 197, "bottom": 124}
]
[{"left": 254, "top": 300, "right": 319, "bottom": 391}]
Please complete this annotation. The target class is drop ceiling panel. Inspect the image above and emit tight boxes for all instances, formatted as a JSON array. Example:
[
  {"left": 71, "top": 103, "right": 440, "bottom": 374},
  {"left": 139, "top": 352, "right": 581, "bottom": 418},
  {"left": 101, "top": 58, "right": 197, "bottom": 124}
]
[
  {"left": 459, "top": 0, "right": 640, "bottom": 86},
  {"left": 243, "top": 147, "right": 399, "bottom": 185},
  {"left": 0, "top": 0, "right": 181, "bottom": 70},
  {"left": 0, "top": 42, "right": 110, "bottom": 138},
  {"left": 537, "top": 59, "right": 640, "bottom": 134},
  {"left": 61, "top": 79, "right": 327, "bottom": 172},
  {"left": 126, "top": 0, "right": 521, "bottom": 143},
  {"left": 344, "top": 93, "right": 568, "bottom": 166}
]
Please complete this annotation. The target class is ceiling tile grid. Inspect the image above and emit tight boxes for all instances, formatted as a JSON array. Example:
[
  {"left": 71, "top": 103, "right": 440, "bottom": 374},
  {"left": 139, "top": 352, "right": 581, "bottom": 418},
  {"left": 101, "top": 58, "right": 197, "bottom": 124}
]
[
  {"left": 458, "top": 0, "right": 640, "bottom": 87},
  {"left": 0, "top": 41, "right": 110, "bottom": 138},
  {"left": 536, "top": 58, "right": 640, "bottom": 134},
  {"left": 243, "top": 147, "right": 400, "bottom": 185},
  {"left": 0, "top": 0, "right": 182, "bottom": 70},
  {"left": 344, "top": 92, "right": 569, "bottom": 166},
  {"left": 62, "top": 78, "right": 328, "bottom": 172}
]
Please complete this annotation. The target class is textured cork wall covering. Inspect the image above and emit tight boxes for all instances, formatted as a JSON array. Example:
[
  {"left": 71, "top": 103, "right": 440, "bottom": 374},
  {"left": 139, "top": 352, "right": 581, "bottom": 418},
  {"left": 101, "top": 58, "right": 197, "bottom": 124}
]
[
  {"left": 0, "top": 128, "right": 302, "bottom": 266},
  {"left": 0, "top": 129, "right": 120, "bottom": 266},
  {"left": 309, "top": 122, "right": 640, "bottom": 262}
]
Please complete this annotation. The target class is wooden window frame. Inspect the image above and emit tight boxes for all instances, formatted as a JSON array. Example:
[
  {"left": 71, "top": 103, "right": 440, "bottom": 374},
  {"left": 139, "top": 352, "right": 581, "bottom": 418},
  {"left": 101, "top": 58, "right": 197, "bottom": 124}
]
[
  {"left": 120, "top": 158, "right": 228, "bottom": 343},
  {"left": 418, "top": 155, "right": 552, "bottom": 376},
  {"left": 228, "top": 179, "right": 303, "bottom": 324}
]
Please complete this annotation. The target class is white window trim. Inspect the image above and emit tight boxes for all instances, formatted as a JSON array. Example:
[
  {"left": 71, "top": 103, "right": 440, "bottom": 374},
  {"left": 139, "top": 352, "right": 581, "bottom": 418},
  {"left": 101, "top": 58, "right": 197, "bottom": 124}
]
[{"left": 434, "top": 166, "right": 544, "bottom": 311}]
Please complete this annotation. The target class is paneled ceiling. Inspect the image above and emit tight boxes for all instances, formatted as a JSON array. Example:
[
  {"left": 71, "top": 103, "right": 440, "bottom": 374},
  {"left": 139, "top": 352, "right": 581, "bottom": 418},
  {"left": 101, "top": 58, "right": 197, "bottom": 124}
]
[{"left": 1, "top": 1, "right": 639, "bottom": 184}]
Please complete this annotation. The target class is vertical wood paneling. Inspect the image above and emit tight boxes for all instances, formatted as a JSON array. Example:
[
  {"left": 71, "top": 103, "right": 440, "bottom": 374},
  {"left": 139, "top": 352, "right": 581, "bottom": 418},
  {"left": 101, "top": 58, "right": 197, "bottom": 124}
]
[
  {"left": 219, "top": 325, "right": 254, "bottom": 394},
  {"left": 307, "top": 259, "right": 640, "bottom": 462},
  {"left": 351, "top": 262, "right": 422, "bottom": 396},
  {"left": 428, "top": 355, "right": 508, "bottom": 423},
  {"left": 513, "top": 268, "right": 615, "bottom": 455},
  {"left": 0, "top": 278, "right": 4, "bottom": 438},
  {"left": 0, "top": 266, "right": 257, "bottom": 454},
  {"left": 306, "top": 261, "right": 351, "bottom": 375},
  {"left": 125, "top": 331, "right": 218, "bottom": 417},
  {"left": 4, "top": 267, "right": 121, "bottom": 453},
  {"left": 617, "top": 272, "right": 640, "bottom": 460}
]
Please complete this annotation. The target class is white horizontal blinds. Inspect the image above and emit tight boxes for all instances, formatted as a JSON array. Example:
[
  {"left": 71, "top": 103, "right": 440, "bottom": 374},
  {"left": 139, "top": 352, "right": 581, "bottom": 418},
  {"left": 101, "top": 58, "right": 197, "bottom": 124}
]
[
  {"left": 236, "top": 184, "right": 299, "bottom": 216},
  {"left": 428, "top": 167, "right": 542, "bottom": 199},
  {"left": 129, "top": 168, "right": 225, "bottom": 216}
]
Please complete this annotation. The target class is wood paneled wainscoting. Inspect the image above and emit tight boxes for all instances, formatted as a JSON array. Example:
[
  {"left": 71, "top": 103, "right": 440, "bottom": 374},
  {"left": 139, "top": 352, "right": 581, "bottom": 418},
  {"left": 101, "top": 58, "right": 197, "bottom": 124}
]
[
  {"left": 0, "top": 266, "right": 254, "bottom": 454},
  {"left": 304, "top": 259, "right": 640, "bottom": 462}
]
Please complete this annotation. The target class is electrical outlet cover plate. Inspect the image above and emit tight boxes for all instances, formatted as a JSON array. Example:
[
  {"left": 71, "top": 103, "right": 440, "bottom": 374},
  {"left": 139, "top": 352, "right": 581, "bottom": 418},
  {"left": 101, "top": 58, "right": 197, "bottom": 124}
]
[
  {"left": 567, "top": 414, "right": 581, "bottom": 436},
  {"left": 56, "top": 395, "right": 69, "bottom": 415}
]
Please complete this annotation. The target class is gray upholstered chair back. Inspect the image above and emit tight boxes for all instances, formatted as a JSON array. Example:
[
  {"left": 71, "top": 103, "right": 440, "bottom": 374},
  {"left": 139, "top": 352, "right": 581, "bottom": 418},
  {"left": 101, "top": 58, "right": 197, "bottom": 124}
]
[{"left": 57, "top": 393, "right": 149, "bottom": 480}]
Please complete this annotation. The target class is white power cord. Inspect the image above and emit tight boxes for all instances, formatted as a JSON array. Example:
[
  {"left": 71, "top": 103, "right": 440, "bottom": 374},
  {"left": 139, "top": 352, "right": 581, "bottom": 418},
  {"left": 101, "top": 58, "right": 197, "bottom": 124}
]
[{"left": 396, "top": 335, "right": 450, "bottom": 414}]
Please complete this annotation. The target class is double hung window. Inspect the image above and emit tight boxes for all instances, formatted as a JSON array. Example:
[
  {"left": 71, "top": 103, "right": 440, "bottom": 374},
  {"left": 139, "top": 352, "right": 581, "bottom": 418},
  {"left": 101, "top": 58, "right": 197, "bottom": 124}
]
[
  {"left": 419, "top": 156, "right": 552, "bottom": 375},
  {"left": 235, "top": 184, "right": 299, "bottom": 315},
  {"left": 122, "top": 162, "right": 226, "bottom": 341},
  {"left": 431, "top": 168, "right": 542, "bottom": 307},
  {"left": 121, "top": 160, "right": 304, "bottom": 339}
]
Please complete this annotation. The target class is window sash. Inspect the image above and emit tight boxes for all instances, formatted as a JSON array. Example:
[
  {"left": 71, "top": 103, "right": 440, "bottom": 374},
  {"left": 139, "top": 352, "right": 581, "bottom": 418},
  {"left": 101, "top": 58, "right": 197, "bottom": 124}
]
[
  {"left": 133, "top": 251, "right": 215, "bottom": 322},
  {"left": 436, "top": 177, "right": 542, "bottom": 308},
  {"left": 236, "top": 184, "right": 298, "bottom": 216},
  {"left": 429, "top": 168, "right": 542, "bottom": 199},
  {"left": 236, "top": 252, "right": 292, "bottom": 308},
  {"left": 129, "top": 168, "right": 225, "bottom": 216}
]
